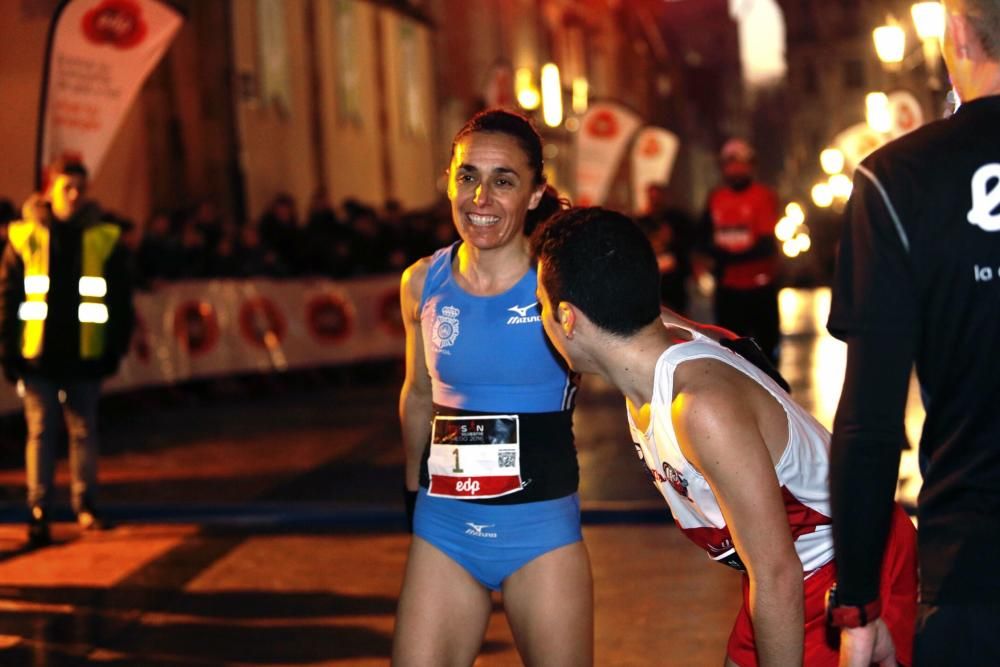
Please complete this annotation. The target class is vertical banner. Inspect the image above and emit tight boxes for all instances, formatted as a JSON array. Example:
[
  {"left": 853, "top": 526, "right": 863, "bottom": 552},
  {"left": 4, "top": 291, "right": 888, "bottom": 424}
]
[
  {"left": 887, "top": 90, "right": 924, "bottom": 139},
  {"left": 334, "top": 0, "right": 362, "bottom": 125},
  {"left": 573, "top": 101, "right": 641, "bottom": 206},
  {"left": 630, "top": 126, "right": 680, "bottom": 214},
  {"left": 36, "top": 0, "right": 183, "bottom": 186},
  {"left": 256, "top": 0, "right": 291, "bottom": 116},
  {"left": 833, "top": 122, "right": 886, "bottom": 172}
]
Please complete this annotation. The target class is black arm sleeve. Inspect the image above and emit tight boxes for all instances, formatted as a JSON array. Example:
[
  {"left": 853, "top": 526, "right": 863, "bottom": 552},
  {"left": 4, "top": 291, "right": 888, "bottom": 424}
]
[
  {"left": 104, "top": 242, "right": 135, "bottom": 363},
  {"left": 830, "top": 331, "right": 912, "bottom": 605},
  {"left": 827, "top": 158, "right": 917, "bottom": 606},
  {"left": 0, "top": 242, "right": 25, "bottom": 364}
]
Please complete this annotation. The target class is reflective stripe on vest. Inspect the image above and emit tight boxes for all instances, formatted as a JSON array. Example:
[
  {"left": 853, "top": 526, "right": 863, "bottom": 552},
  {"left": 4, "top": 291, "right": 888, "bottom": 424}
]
[
  {"left": 8, "top": 220, "right": 120, "bottom": 359},
  {"left": 8, "top": 221, "right": 49, "bottom": 359}
]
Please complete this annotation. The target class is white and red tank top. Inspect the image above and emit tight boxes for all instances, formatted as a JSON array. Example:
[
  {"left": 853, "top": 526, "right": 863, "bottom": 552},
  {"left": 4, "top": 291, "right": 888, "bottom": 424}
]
[{"left": 628, "top": 334, "right": 834, "bottom": 573}]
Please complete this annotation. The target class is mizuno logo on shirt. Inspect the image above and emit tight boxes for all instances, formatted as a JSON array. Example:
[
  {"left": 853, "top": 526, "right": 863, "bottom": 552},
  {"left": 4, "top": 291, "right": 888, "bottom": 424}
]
[{"left": 507, "top": 302, "right": 541, "bottom": 325}]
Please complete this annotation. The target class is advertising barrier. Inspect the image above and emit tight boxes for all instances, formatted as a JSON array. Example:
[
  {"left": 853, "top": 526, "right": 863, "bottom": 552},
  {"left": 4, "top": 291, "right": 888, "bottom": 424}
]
[{"left": 0, "top": 274, "right": 404, "bottom": 415}]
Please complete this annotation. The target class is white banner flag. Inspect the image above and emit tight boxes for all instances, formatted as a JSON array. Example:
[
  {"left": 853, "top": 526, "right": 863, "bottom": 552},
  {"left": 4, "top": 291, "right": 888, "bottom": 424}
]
[
  {"left": 574, "top": 101, "right": 641, "bottom": 206},
  {"left": 630, "top": 126, "right": 680, "bottom": 214},
  {"left": 833, "top": 122, "right": 886, "bottom": 172},
  {"left": 887, "top": 90, "right": 924, "bottom": 139},
  {"left": 38, "top": 0, "right": 183, "bottom": 182}
]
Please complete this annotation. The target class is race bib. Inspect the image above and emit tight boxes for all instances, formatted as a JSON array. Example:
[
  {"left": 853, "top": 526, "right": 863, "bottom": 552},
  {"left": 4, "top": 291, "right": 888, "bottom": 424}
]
[{"left": 427, "top": 415, "right": 522, "bottom": 499}]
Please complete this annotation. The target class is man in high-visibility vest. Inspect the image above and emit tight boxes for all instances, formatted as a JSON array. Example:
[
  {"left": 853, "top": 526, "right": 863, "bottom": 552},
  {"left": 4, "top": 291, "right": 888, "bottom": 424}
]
[{"left": 0, "top": 160, "right": 134, "bottom": 548}]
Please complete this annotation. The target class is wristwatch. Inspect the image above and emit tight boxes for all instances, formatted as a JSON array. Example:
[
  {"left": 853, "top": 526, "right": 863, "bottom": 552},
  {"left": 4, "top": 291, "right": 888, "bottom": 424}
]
[{"left": 825, "top": 584, "right": 881, "bottom": 628}]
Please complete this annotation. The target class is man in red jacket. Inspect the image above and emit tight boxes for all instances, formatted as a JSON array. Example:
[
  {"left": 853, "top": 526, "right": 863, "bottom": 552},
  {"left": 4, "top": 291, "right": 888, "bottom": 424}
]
[{"left": 698, "top": 139, "right": 781, "bottom": 364}]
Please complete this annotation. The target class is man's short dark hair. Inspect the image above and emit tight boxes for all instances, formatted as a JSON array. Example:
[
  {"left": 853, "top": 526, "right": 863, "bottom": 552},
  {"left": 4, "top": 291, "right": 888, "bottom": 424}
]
[
  {"left": 531, "top": 207, "right": 662, "bottom": 337},
  {"left": 49, "top": 158, "right": 89, "bottom": 180}
]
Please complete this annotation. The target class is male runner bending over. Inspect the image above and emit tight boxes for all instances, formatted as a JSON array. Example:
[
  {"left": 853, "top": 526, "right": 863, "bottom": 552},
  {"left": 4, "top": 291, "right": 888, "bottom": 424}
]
[{"left": 531, "top": 207, "right": 917, "bottom": 667}]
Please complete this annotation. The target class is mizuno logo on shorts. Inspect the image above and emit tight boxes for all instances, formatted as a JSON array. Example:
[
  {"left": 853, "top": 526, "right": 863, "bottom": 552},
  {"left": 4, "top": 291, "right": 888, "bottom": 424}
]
[{"left": 464, "top": 522, "right": 498, "bottom": 538}]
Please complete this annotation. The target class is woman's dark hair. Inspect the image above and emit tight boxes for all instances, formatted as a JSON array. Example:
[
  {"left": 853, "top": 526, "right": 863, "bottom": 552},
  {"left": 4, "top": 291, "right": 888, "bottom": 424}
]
[
  {"left": 452, "top": 108, "right": 565, "bottom": 234},
  {"left": 526, "top": 184, "right": 569, "bottom": 236}
]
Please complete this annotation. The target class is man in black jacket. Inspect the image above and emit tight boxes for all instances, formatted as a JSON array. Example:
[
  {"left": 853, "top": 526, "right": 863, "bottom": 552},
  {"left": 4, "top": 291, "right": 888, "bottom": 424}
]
[
  {"left": 827, "top": 1, "right": 1000, "bottom": 664},
  {"left": 0, "top": 160, "right": 134, "bottom": 548}
]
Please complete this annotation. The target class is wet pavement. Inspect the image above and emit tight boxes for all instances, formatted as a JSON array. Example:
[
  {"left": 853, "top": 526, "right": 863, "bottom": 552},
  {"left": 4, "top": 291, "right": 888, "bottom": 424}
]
[{"left": 0, "top": 288, "right": 924, "bottom": 665}]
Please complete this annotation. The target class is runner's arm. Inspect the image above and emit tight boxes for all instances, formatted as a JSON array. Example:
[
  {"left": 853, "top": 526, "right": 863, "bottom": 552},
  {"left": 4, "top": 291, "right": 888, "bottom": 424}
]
[
  {"left": 672, "top": 363, "right": 804, "bottom": 667},
  {"left": 399, "top": 258, "right": 434, "bottom": 491}
]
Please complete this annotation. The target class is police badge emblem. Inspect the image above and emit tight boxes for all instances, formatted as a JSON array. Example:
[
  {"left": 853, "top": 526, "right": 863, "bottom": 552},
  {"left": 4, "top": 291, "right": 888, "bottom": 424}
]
[{"left": 432, "top": 305, "right": 461, "bottom": 350}]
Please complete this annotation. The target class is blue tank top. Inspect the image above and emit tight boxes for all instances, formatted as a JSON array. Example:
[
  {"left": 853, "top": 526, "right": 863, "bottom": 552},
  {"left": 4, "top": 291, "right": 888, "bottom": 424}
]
[{"left": 420, "top": 243, "right": 576, "bottom": 414}]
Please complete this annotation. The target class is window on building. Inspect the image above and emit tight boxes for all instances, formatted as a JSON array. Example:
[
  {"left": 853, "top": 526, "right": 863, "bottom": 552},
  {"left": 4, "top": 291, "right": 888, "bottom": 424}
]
[
  {"left": 798, "top": 0, "right": 817, "bottom": 40},
  {"left": 840, "top": 0, "right": 862, "bottom": 36},
  {"left": 802, "top": 60, "right": 819, "bottom": 95},
  {"left": 843, "top": 59, "right": 865, "bottom": 89}
]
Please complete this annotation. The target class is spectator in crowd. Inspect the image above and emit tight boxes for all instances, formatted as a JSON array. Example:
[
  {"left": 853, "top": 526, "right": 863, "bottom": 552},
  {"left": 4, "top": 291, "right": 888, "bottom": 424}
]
[
  {"left": 137, "top": 211, "right": 181, "bottom": 287},
  {"left": 210, "top": 221, "right": 243, "bottom": 278},
  {"left": 698, "top": 139, "right": 782, "bottom": 364},
  {"left": 304, "top": 188, "right": 355, "bottom": 277},
  {"left": 639, "top": 183, "right": 694, "bottom": 315},
  {"left": 192, "top": 199, "right": 224, "bottom": 256},
  {"left": 0, "top": 159, "right": 135, "bottom": 548},
  {"left": 258, "top": 193, "right": 300, "bottom": 270},
  {"left": 175, "top": 218, "right": 210, "bottom": 279},
  {"left": 237, "top": 223, "right": 286, "bottom": 278}
]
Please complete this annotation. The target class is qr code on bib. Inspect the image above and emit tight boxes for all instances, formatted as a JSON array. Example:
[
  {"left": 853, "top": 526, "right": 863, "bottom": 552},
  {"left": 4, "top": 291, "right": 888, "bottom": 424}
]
[{"left": 498, "top": 449, "right": 517, "bottom": 468}]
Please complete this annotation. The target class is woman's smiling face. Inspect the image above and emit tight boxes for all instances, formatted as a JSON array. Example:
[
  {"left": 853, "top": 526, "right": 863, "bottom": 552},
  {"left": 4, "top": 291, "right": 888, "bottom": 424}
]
[{"left": 447, "top": 131, "right": 545, "bottom": 251}]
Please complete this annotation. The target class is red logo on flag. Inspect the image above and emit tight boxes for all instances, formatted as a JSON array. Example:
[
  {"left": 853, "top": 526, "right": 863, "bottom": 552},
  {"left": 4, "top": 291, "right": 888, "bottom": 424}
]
[
  {"left": 641, "top": 135, "right": 661, "bottom": 157},
  {"left": 585, "top": 110, "right": 619, "bottom": 139},
  {"left": 82, "top": 0, "right": 148, "bottom": 49}
]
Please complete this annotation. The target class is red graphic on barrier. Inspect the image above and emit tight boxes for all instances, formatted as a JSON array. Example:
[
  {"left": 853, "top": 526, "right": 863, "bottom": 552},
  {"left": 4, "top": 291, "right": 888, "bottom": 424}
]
[
  {"left": 306, "top": 294, "right": 354, "bottom": 343},
  {"left": 82, "top": 0, "right": 148, "bottom": 49},
  {"left": 378, "top": 288, "right": 405, "bottom": 338},
  {"left": 172, "top": 301, "right": 219, "bottom": 357},
  {"left": 585, "top": 109, "right": 619, "bottom": 139},
  {"left": 239, "top": 297, "right": 287, "bottom": 349},
  {"left": 131, "top": 312, "right": 150, "bottom": 363},
  {"left": 896, "top": 104, "right": 916, "bottom": 132},
  {"left": 641, "top": 135, "right": 661, "bottom": 157}
]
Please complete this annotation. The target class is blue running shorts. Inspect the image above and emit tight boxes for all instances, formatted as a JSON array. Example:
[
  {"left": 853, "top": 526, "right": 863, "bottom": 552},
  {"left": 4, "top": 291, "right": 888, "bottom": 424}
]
[{"left": 413, "top": 488, "right": 583, "bottom": 591}]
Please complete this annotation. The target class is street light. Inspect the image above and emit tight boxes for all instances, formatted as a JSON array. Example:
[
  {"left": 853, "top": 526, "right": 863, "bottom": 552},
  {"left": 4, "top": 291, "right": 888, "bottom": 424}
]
[
  {"left": 866, "top": 92, "right": 892, "bottom": 133},
  {"left": 911, "top": 2, "right": 946, "bottom": 88},
  {"left": 873, "top": 22, "right": 906, "bottom": 65},
  {"left": 812, "top": 182, "right": 834, "bottom": 208},
  {"left": 572, "top": 77, "right": 589, "bottom": 115},
  {"left": 540, "top": 63, "right": 563, "bottom": 128},
  {"left": 785, "top": 202, "right": 805, "bottom": 225},
  {"left": 516, "top": 68, "right": 540, "bottom": 110},
  {"left": 829, "top": 173, "right": 853, "bottom": 200},
  {"left": 911, "top": 2, "right": 945, "bottom": 41},
  {"left": 820, "top": 148, "right": 845, "bottom": 175}
]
